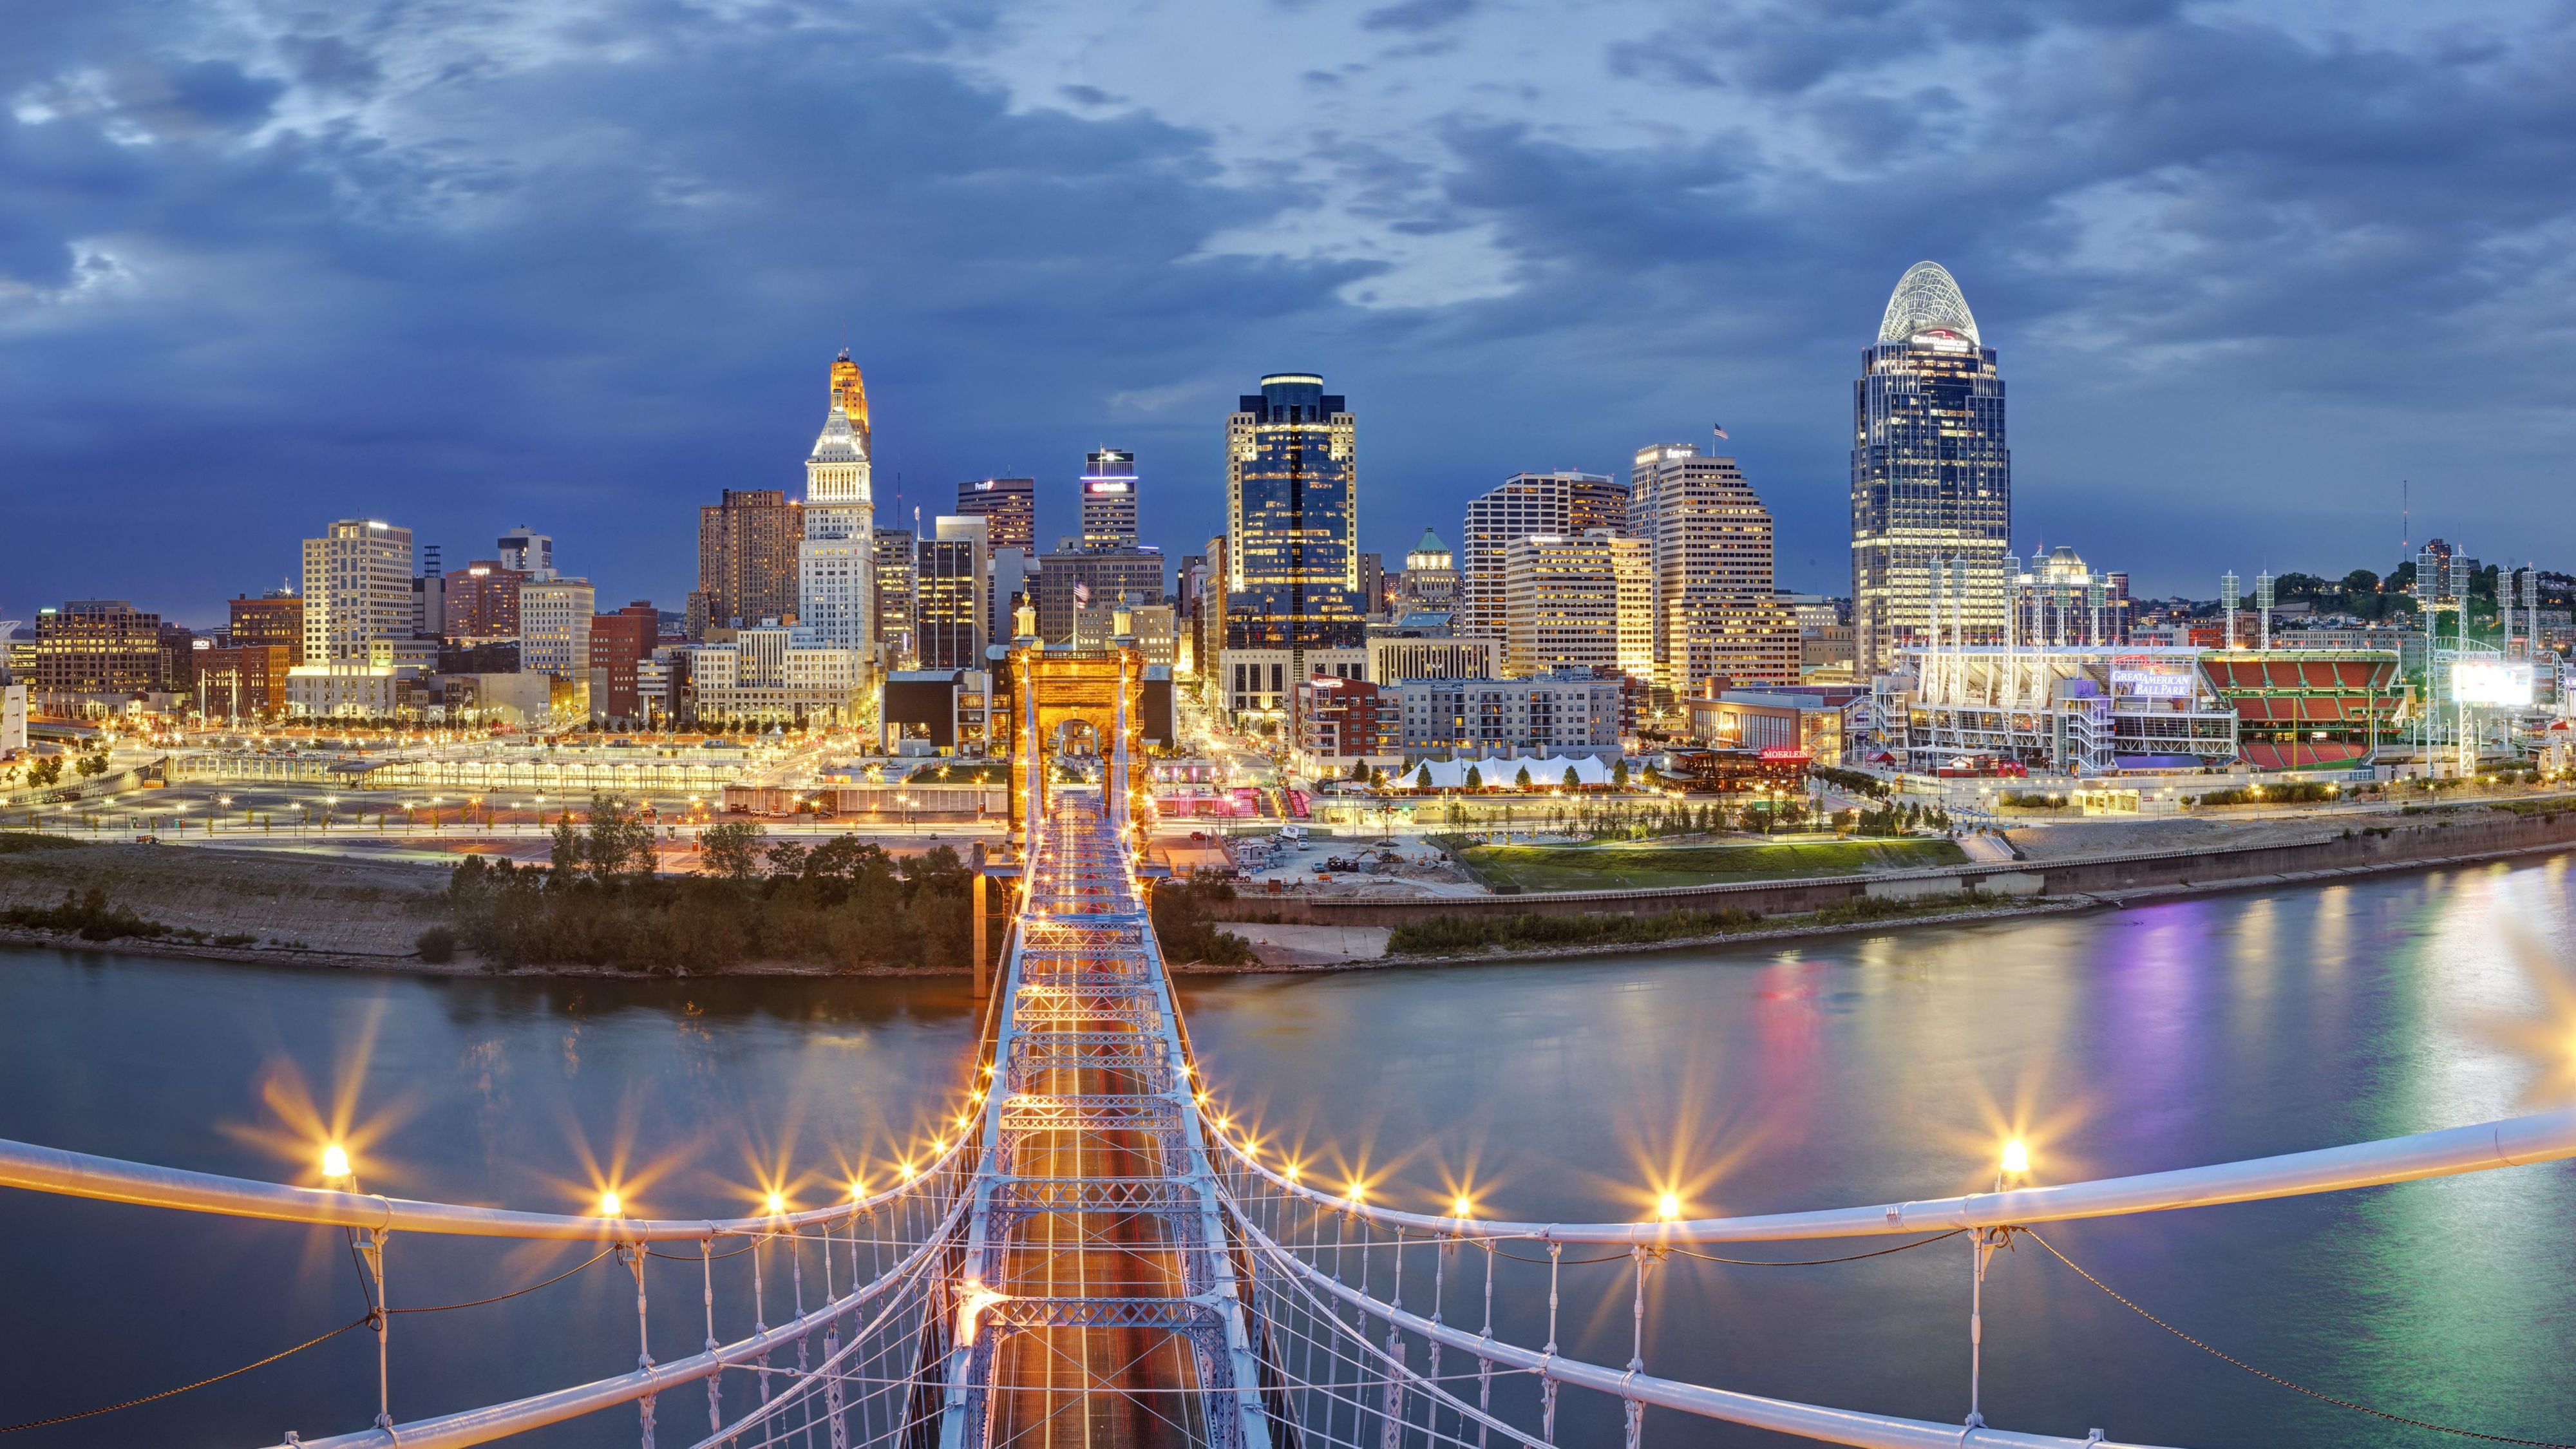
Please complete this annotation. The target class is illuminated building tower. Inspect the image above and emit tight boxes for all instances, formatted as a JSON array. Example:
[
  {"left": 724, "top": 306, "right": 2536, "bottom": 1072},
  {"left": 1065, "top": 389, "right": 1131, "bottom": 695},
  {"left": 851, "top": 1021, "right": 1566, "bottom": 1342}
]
[
  {"left": 1631, "top": 439, "right": 1798, "bottom": 694},
  {"left": 1079, "top": 450, "right": 1139, "bottom": 548},
  {"left": 956, "top": 477, "right": 1035, "bottom": 560},
  {"left": 873, "top": 525, "right": 920, "bottom": 668},
  {"left": 301, "top": 519, "right": 415, "bottom": 664},
  {"left": 831, "top": 350, "right": 871, "bottom": 451},
  {"left": 1224, "top": 374, "right": 1365, "bottom": 651},
  {"left": 1852, "top": 260, "right": 2012, "bottom": 677},
  {"left": 1401, "top": 529, "right": 1457, "bottom": 611},
  {"left": 1501, "top": 531, "right": 1653, "bottom": 681},
  {"left": 798, "top": 356, "right": 877, "bottom": 671}
]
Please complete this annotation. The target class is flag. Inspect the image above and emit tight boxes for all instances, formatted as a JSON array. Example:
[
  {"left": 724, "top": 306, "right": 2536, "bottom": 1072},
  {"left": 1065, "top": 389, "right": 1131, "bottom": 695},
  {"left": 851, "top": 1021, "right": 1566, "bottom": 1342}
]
[{"left": 1711, "top": 422, "right": 1730, "bottom": 439}]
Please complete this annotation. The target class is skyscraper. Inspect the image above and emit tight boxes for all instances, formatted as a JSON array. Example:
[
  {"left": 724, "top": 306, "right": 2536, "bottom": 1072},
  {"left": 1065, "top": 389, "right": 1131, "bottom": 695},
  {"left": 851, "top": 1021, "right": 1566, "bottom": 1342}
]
[
  {"left": 916, "top": 516, "right": 992, "bottom": 669},
  {"left": 798, "top": 356, "right": 877, "bottom": 668},
  {"left": 1631, "top": 440, "right": 1797, "bottom": 695},
  {"left": 1460, "top": 471, "right": 1605, "bottom": 640},
  {"left": 874, "top": 525, "right": 920, "bottom": 668},
  {"left": 695, "top": 488, "right": 802, "bottom": 632},
  {"left": 1852, "top": 261, "right": 2011, "bottom": 676},
  {"left": 301, "top": 519, "right": 415, "bottom": 664},
  {"left": 956, "top": 477, "right": 1036, "bottom": 560},
  {"left": 1079, "top": 450, "right": 1139, "bottom": 549},
  {"left": 1224, "top": 374, "right": 1364, "bottom": 650}
]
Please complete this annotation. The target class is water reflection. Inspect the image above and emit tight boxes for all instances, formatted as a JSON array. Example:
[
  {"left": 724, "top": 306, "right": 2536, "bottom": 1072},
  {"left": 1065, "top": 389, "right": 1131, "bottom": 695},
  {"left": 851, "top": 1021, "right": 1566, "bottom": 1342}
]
[{"left": 0, "top": 862, "right": 2570, "bottom": 1447}]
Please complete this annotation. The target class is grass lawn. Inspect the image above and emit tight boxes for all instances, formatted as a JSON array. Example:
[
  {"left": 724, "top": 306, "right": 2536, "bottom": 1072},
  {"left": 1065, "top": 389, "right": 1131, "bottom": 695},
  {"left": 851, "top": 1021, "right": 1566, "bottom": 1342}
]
[{"left": 1458, "top": 837, "right": 1967, "bottom": 892}]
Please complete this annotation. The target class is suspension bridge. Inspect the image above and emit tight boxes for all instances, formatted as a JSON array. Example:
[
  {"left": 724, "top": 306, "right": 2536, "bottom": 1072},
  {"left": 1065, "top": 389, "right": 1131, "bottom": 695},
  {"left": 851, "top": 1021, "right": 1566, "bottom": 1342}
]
[{"left": 3, "top": 643, "right": 2574, "bottom": 1448}]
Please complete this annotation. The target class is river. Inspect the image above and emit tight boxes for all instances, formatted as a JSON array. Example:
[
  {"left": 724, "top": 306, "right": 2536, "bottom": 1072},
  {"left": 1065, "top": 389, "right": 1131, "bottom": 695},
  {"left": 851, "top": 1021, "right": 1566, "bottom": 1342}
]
[{"left": 1, "top": 860, "right": 2570, "bottom": 1446}]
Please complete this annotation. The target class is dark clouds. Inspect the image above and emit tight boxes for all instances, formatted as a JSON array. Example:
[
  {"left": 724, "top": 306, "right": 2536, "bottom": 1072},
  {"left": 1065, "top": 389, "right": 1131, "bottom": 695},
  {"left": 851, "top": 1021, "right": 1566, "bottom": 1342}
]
[{"left": 2, "top": 1, "right": 2573, "bottom": 622}]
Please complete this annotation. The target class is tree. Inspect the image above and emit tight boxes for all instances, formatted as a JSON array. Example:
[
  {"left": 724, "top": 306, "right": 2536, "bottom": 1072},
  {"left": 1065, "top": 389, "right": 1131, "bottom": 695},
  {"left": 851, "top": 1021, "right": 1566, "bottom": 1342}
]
[
  {"left": 1515, "top": 766, "right": 1533, "bottom": 790},
  {"left": 1414, "top": 764, "right": 1434, "bottom": 791},
  {"left": 74, "top": 754, "right": 107, "bottom": 779},
  {"left": 28, "top": 757, "right": 61, "bottom": 787},
  {"left": 1464, "top": 765, "right": 1483, "bottom": 791},
  {"left": 1611, "top": 759, "right": 1629, "bottom": 788},
  {"left": 549, "top": 815, "right": 584, "bottom": 877},
  {"left": 1351, "top": 759, "right": 1370, "bottom": 781},
  {"left": 584, "top": 793, "right": 654, "bottom": 880},
  {"left": 766, "top": 840, "right": 811, "bottom": 878},
  {"left": 700, "top": 821, "right": 766, "bottom": 880}
]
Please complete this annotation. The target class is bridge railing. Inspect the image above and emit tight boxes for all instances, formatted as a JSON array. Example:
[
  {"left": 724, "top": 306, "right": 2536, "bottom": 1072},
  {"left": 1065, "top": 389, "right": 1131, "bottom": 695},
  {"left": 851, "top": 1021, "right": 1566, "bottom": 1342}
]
[
  {"left": 1198, "top": 1103, "right": 2576, "bottom": 1449},
  {"left": 0, "top": 1139, "right": 976, "bottom": 1448}
]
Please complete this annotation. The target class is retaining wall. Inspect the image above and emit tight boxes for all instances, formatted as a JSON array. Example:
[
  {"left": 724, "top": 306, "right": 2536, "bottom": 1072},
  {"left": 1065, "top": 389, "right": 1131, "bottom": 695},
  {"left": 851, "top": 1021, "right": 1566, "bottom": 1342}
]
[{"left": 1209, "top": 808, "right": 2576, "bottom": 927}]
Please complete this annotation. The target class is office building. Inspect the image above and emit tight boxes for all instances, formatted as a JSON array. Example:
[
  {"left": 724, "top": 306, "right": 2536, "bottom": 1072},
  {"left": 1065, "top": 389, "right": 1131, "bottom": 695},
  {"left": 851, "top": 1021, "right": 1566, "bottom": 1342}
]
[
  {"left": 1567, "top": 475, "right": 1630, "bottom": 535},
  {"left": 875, "top": 525, "right": 920, "bottom": 668},
  {"left": 1358, "top": 552, "right": 1387, "bottom": 618},
  {"left": 685, "top": 625, "right": 870, "bottom": 726},
  {"left": 695, "top": 488, "right": 802, "bottom": 634},
  {"left": 520, "top": 577, "right": 596, "bottom": 681},
  {"left": 916, "top": 516, "right": 992, "bottom": 670},
  {"left": 1400, "top": 529, "right": 1457, "bottom": 611},
  {"left": 32, "top": 600, "right": 162, "bottom": 696},
  {"left": 1460, "top": 471, "right": 1604, "bottom": 639},
  {"left": 1036, "top": 544, "right": 1165, "bottom": 646},
  {"left": 1223, "top": 374, "right": 1366, "bottom": 652},
  {"left": 956, "top": 477, "right": 1036, "bottom": 560},
  {"left": 1393, "top": 670, "right": 1625, "bottom": 761},
  {"left": 1852, "top": 261, "right": 2012, "bottom": 675},
  {"left": 496, "top": 526, "right": 555, "bottom": 580},
  {"left": 412, "top": 549, "right": 445, "bottom": 638},
  {"left": 798, "top": 358, "right": 877, "bottom": 665},
  {"left": 1079, "top": 450, "right": 1139, "bottom": 548},
  {"left": 1501, "top": 531, "right": 1653, "bottom": 681},
  {"left": 194, "top": 645, "right": 289, "bottom": 718},
  {"left": 1631, "top": 440, "right": 1799, "bottom": 695},
  {"left": 588, "top": 602, "right": 658, "bottom": 722},
  {"left": 302, "top": 518, "right": 415, "bottom": 665},
  {"left": 443, "top": 562, "right": 524, "bottom": 643},
  {"left": 1367, "top": 617, "right": 1497, "bottom": 688},
  {"left": 229, "top": 593, "right": 305, "bottom": 654}
]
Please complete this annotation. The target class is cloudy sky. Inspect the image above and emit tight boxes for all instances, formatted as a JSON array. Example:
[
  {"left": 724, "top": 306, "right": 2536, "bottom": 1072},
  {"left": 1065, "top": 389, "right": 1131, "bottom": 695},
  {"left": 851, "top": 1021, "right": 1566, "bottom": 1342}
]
[{"left": 6, "top": 0, "right": 2573, "bottom": 625}]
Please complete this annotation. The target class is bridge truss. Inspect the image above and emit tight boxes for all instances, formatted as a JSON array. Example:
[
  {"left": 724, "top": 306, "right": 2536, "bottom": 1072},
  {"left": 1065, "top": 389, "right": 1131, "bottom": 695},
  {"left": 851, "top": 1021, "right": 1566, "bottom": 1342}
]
[{"left": 3, "top": 681, "right": 2575, "bottom": 1446}]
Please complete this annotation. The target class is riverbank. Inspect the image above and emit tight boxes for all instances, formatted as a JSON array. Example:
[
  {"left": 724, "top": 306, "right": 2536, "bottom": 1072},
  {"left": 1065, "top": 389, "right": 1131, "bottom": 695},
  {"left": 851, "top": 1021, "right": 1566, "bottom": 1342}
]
[{"left": 14, "top": 800, "right": 2576, "bottom": 977}]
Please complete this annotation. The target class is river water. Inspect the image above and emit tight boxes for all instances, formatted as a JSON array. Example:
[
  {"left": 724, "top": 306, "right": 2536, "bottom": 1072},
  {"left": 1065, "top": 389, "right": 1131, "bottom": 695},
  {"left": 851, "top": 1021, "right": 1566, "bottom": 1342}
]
[{"left": 1, "top": 860, "right": 2571, "bottom": 1447}]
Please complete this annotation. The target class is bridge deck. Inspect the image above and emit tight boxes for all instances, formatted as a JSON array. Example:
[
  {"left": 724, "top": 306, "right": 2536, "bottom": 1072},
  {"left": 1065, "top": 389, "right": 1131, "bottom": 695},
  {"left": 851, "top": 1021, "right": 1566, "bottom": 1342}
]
[{"left": 947, "top": 789, "right": 1256, "bottom": 1449}]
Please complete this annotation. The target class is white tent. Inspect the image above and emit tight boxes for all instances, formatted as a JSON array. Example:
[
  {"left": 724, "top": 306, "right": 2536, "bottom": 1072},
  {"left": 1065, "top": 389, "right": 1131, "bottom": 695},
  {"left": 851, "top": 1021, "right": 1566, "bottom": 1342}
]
[{"left": 1404, "top": 755, "right": 1612, "bottom": 790}]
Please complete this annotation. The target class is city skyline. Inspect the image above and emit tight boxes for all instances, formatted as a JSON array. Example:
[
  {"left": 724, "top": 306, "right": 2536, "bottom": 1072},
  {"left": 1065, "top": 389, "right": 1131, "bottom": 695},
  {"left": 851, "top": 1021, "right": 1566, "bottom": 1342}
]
[{"left": 11, "top": 3, "right": 2576, "bottom": 622}]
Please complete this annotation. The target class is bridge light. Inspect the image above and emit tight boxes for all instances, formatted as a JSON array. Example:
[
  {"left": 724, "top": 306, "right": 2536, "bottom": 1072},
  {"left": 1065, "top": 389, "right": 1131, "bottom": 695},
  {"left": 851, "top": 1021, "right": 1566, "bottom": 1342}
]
[
  {"left": 599, "top": 1191, "right": 623, "bottom": 1217},
  {"left": 899, "top": 1161, "right": 917, "bottom": 1180},
  {"left": 1656, "top": 1192, "right": 1681, "bottom": 1221},
  {"left": 321, "top": 1143, "right": 351, "bottom": 1180},
  {"left": 2001, "top": 1138, "right": 2031, "bottom": 1178},
  {"left": 1451, "top": 1195, "right": 1473, "bottom": 1218},
  {"left": 766, "top": 1191, "right": 787, "bottom": 1215},
  {"left": 1282, "top": 1163, "right": 1300, "bottom": 1182}
]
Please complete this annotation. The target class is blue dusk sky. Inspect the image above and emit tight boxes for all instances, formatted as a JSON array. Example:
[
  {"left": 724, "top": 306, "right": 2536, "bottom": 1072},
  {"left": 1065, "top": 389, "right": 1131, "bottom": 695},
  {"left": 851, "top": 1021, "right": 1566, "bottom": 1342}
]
[{"left": 5, "top": 0, "right": 2573, "bottom": 626}]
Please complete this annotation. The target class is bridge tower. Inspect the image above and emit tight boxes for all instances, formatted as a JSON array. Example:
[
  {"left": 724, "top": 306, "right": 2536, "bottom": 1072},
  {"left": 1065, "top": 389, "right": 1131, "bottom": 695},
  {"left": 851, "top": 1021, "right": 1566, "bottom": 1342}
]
[{"left": 1005, "top": 641, "right": 1155, "bottom": 855}]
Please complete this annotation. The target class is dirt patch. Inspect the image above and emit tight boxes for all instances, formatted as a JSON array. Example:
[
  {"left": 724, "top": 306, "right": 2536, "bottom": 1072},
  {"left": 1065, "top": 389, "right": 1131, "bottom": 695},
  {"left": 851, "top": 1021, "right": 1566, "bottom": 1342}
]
[{"left": 0, "top": 842, "right": 449, "bottom": 955}]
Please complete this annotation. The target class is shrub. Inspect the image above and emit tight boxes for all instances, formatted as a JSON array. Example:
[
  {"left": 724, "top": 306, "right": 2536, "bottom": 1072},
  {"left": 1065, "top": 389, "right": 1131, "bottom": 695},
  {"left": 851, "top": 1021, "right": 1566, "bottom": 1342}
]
[
  {"left": 1151, "top": 877, "right": 1259, "bottom": 965},
  {"left": 415, "top": 927, "right": 458, "bottom": 963}
]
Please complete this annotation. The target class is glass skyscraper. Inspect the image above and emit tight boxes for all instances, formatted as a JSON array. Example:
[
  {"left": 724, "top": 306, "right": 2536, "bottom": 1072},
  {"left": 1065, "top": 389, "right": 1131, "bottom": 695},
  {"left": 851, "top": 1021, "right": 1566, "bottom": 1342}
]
[
  {"left": 1224, "top": 374, "right": 1365, "bottom": 650},
  {"left": 1850, "top": 261, "right": 2011, "bottom": 677}
]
